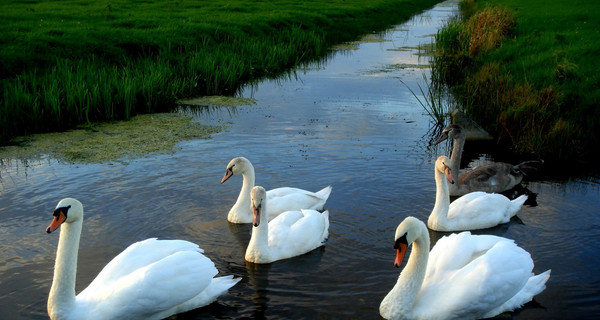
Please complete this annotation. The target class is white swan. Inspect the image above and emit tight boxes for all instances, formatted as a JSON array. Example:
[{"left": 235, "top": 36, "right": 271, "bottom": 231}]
[
  {"left": 435, "top": 124, "right": 541, "bottom": 196},
  {"left": 380, "top": 216, "right": 550, "bottom": 320},
  {"left": 46, "top": 198, "right": 240, "bottom": 320},
  {"left": 220, "top": 157, "right": 332, "bottom": 224},
  {"left": 245, "top": 186, "right": 329, "bottom": 264},
  {"left": 428, "top": 156, "right": 528, "bottom": 232}
]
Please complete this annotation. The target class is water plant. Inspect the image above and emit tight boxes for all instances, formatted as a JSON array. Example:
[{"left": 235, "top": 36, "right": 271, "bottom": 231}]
[
  {"left": 1, "top": 113, "right": 221, "bottom": 163},
  {"left": 400, "top": 74, "right": 457, "bottom": 128}
]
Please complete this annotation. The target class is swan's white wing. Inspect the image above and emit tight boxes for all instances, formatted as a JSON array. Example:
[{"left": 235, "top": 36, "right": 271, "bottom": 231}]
[
  {"left": 448, "top": 192, "right": 510, "bottom": 221},
  {"left": 450, "top": 191, "right": 488, "bottom": 205},
  {"left": 267, "top": 210, "right": 304, "bottom": 245},
  {"left": 77, "top": 248, "right": 217, "bottom": 319},
  {"left": 266, "top": 187, "right": 327, "bottom": 214},
  {"left": 80, "top": 238, "right": 202, "bottom": 294},
  {"left": 267, "top": 187, "right": 320, "bottom": 199},
  {"left": 417, "top": 233, "right": 534, "bottom": 319},
  {"left": 289, "top": 210, "right": 329, "bottom": 244},
  {"left": 267, "top": 209, "right": 329, "bottom": 260}
]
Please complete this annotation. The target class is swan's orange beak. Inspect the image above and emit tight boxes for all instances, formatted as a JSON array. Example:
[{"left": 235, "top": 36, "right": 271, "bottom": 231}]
[
  {"left": 252, "top": 204, "right": 261, "bottom": 227},
  {"left": 444, "top": 167, "right": 454, "bottom": 184},
  {"left": 394, "top": 243, "right": 407, "bottom": 268},
  {"left": 46, "top": 211, "right": 67, "bottom": 233},
  {"left": 221, "top": 168, "right": 233, "bottom": 184}
]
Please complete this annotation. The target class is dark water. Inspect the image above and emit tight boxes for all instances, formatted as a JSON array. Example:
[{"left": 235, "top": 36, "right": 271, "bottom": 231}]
[{"left": 1, "top": 1, "right": 599, "bottom": 319}]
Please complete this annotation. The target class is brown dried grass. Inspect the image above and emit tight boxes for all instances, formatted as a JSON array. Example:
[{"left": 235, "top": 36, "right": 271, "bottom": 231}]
[{"left": 465, "top": 6, "right": 515, "bottom": 56}]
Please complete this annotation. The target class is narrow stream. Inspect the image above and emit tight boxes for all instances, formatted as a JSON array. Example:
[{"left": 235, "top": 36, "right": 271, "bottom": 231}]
[{"left": 0, "top": 1, "right": 598, "bottom": 319}]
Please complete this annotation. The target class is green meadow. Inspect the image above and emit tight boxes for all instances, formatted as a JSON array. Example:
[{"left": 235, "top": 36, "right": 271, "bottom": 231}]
[
  {"left": 0, "top": 0, "right": 439, "bottom": 145},
  {"left": 432, "top": 0, "right": 600, "bottom": 164}
]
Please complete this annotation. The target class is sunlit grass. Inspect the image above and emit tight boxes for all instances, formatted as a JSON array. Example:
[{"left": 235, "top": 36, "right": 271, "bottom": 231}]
[{"left": 0, "top": 0, "right": 441, "bottom": 145}]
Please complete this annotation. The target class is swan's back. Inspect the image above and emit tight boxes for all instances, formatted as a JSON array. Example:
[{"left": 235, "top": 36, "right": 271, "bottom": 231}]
[
  {"left": 75, "top": 239, "right": 230, "bottom": 320},
  {"left": 81, "top": 239, "right": 203, "bottom": 293},
  {"left": 267, "top": 209, "right": 329, "bottom": 261},
  {"left": 266, "top": 185, "right": 332, "bottom": 216},
  {"left": 415, "top": 232, "right": 546, "bottom": 319},
  {"left": 446, "top": 192, "right": 526, "bottom": 230}
]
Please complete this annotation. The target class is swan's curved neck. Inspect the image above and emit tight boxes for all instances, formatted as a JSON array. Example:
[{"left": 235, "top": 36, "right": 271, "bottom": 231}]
[
  {"left": 450, "top": 134, "right": 465, "bottom": 178},
  {"left": 48, "top": 219, "right": 82, "bottom": 317},
  {"left": 229, "top": 165, "right": 256, "bottom": 221},
  {"left": 246, "top": 201, "right": 271, "bottom": 262},
  {"left": 428, "top": 167, "right": 450, "bottom": 230},
  {"left": 381, "top": 229, "right": 430, "bottom": 317}
]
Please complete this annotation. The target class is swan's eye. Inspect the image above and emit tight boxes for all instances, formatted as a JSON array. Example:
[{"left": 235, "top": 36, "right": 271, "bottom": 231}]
[
  {"left": 53, "top": 205, "right": 71, "bottom": 218},
  {"left": 394, "top": 234, "right": 408, "bottom": 249}
]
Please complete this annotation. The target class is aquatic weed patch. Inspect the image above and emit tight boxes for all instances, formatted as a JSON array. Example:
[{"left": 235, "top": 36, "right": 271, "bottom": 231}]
[
  {"left": 178, "top": 96, "right": 256, "bottom": 107},
  {"left": 0, "top": 113, "right": 220, "bottom": 163}
]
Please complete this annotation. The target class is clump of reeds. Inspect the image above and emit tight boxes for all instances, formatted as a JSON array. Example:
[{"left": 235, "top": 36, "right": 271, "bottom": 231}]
[{"left": 401, "top": 74, "right": 457, "bottom": 128}]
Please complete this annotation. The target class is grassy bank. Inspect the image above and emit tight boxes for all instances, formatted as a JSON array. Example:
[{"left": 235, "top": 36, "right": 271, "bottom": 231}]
[
  {"left": 432, "top": 0, "right": 600, "bottom": 164},
  {"left": 0, "top": 0, "right": 440, "bottom": 145}
]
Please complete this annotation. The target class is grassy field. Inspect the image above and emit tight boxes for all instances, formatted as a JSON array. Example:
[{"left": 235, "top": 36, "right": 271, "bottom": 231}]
[
  {"left": 432, "top": 0, "right": 600, "bottom": 164},
  {"left": 0, "top": 0, "right": 440, "bottom": 145}
]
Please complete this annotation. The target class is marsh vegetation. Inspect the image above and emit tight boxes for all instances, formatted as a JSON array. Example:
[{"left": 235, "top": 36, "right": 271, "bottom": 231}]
[{"left": 430, "top": 0, "right": 600, "bottom": 164}]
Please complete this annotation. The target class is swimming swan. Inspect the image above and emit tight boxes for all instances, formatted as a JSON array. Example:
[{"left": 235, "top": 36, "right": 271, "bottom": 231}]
[
  {"left": 435, "top": 124, "right": 541, "bottom": 196},
  {"left": 221, "top": 157, "right": 332, "bottom": 224},
  {"left": 380, "top": 217, "right": 550, "bottom": 320},
  {"left": 46, "top": 198, "right": 240, "bottom": 320},
  {"left": 245, "top": 186, "right": 329, "bottom": 264},
  {"left": 428, "top": 156, "right": 527, "bottom": 232}
]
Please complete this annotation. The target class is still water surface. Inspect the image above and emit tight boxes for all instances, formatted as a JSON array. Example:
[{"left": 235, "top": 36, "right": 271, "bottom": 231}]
[{"left": 1, "top": 1, "right": 599, "bottom": 319}]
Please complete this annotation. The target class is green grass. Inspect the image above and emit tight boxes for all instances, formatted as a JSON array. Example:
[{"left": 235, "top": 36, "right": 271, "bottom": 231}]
[
  {"left": 432, "top": 0, "right": 600, "bottom": 164},
  {"left": 0, "top": 0, "right": 440, "bottom": 145}
]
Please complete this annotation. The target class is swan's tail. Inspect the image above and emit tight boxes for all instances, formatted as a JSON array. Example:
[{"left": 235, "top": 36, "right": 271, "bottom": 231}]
[
  {"left": 210, "top": 275, "right": 242, "bottom": 296},
  {"left": 509, "top": 194, "right": 528, "bottom": 217},
  {"left": 168, "top": 275, "right": 241, "bottom": 316},
  {"left": 315, "top": 185, "right": 333, "bottom": 200},
  {"left": 482, "top": 269, "right": 550, "bottom": 318},
  {"left": 514, "top": 160, "right": 544, "bottom": 177},
  {"left": 178, "top": 275, "right": 242, "bottom": 313},
  {"left": 321, "top": 210, "right": 330, "bottom": 241},
  {"left": 525, "top": 269, "right": 551, "bottom": 297}
]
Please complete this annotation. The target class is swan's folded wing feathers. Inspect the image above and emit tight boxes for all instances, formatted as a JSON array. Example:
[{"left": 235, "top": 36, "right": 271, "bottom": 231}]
[
  {"left": 267, "top": 210, "right": 300, "bottom": 247},
  {"left": 448, "top": 192, "right": 487, "bottom": 210},
  {"left": 420, "top": 237, "right": 534, "bottom": 318},
  {"left": 269, "top": 210, "right": 304, "bottom": 227},
  {"left": 425, "top": 234, "right": 511, "bottom": 287},
  {"left": 267, "top": 209, "right": 328, "bottom": 260},
  {"left": 266, "top": 187, "right": 327, "bottom": 215},
  {"left": 78, "top": 250, "right": 217, "bottom": 318},
  {"left": 447, "top": 193, "right": 509, "bottom": 220},
  {"left": 267, "top": 187, "right": 323, "bottom": 200},
  {"left": 80, "top": 239, "right": 203, "bottom": 295},
  {"left": 426, "top": 232, "right": 476, "bottom": 282}
]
